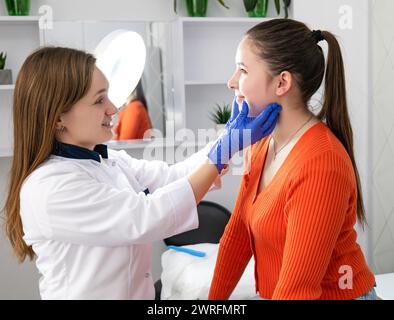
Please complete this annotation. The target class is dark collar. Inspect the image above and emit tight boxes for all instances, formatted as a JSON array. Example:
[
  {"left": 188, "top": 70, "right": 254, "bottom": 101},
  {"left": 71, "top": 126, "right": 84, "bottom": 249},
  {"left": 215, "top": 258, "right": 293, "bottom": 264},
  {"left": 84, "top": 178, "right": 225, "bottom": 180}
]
[{"left": 52, "top": 141, "right": 108, "bottom": 163}]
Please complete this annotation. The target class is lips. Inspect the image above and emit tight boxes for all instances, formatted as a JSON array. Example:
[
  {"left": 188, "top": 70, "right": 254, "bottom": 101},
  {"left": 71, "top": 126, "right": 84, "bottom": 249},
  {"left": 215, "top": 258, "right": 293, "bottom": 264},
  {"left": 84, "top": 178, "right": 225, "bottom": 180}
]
[
  {"left": 236, "top": 96, "right": 245, "bottom": 107},
  {"left": 102, "top": 121, "right": 113, "bottom": 129}
]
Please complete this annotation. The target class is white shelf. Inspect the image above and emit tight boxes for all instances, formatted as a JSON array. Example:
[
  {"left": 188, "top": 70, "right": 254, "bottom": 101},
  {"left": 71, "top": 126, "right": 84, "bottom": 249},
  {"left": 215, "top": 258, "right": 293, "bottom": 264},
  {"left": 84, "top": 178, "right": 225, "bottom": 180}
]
[
  {"left": 185, "top": 81, "right": 227, "bottom": 86},
  {"left": 106, "top": 139, "right": 208, "bottom": 150},
  {"left": 179, "top": 17, "right": 273, "bottom": 24},
  {"left": 0, "top": 16, "right": 40, "bottom": 22},
  {"left": 0, "top": 148, "right": 12, "bottom": 158},
  {"left": 107, "top": 139, "right": 167, "bottom": 150},
  {"left": 0, "top": 85, "right": 15, "bottom": 90},
  {"left": 0, "top": 140, "right": 210, "bottom": 158},
  {"left": 179, "top": 17, "right": 273, "bottom": 29},
  {"left": 172, "top": 16, "right": 265, "bottom": 133}
]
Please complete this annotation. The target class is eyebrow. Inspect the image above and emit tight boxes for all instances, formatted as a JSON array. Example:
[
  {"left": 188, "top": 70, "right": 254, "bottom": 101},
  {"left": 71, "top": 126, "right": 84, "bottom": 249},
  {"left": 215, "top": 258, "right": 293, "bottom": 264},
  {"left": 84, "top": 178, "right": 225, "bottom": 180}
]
[
  {"left": 237, "top": 62, "right": 248, "bottom": 68},
  {"left": 94, "top": 88, "right": 107, "bottom": 97}
]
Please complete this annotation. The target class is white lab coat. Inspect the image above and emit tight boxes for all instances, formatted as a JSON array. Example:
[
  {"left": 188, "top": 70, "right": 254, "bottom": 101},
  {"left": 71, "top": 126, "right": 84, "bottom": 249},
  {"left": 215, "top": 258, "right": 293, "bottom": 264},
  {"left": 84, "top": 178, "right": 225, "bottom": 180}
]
[{"left": 20, "top": 145, "right": 219, "bottom": 300}]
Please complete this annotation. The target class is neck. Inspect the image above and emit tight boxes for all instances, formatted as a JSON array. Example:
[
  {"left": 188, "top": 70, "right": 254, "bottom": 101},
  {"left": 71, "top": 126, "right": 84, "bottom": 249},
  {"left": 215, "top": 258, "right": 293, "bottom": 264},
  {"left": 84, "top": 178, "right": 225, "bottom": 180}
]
[
  {"left": 272, "top": 101, "right": 314, "bottom": 148},
  {"left": 56, "top": 136, "right": 95, "bottom": 151}
]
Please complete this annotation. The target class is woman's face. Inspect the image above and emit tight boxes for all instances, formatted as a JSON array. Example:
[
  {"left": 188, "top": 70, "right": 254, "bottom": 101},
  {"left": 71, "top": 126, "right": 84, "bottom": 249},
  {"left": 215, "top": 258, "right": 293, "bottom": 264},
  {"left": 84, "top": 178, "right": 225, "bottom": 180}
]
[
  {"left": 227, "top": 37, "right": 278, "bottom": 117},
  {"left": 57, "top": 67, "right": 117, "bottom": 150}
]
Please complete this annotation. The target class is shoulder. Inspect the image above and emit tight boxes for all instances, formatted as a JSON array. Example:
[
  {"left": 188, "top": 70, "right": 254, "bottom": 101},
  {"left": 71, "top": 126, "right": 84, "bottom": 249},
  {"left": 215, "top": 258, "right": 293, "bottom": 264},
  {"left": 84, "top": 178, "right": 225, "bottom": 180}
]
[
  {"left": 21, "top": 157, "right": 93, "bottom": 198},
  {"left": 294, "top": 122, "right": 352, "bottom": 164},
  {"left": 289, "top": 122, "right": 356, "bottom": 186},
  {"left": 125, "top": 100, "right": 146, "bottom": 114}
]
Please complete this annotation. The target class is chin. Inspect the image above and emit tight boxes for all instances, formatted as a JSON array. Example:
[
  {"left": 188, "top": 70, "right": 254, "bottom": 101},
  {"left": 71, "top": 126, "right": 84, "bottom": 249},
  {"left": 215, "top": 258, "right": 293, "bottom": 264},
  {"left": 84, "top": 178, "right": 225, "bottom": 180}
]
[
  {"left": 247, "top": 106, "right": 261, "bottom": 117},
  {"left": 100, "top": 129, "right": 114, "bottom": 142},
  {"left": 94, "top": 137, "right": 110, "bottom": 146}
]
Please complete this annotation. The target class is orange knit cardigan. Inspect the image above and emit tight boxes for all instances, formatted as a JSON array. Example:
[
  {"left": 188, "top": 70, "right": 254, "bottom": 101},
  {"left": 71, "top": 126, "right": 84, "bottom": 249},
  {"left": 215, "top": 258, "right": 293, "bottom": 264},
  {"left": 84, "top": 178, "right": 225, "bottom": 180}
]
[{"left": 209, "top": 122, "right": 375, "bottom": 300}]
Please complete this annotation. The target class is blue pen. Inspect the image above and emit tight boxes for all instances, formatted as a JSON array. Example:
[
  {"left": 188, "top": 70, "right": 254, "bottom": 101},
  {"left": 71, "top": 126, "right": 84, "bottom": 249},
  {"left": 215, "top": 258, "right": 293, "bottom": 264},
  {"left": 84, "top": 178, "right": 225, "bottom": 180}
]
[{"left": 167, "top": 245, "right": 206, "bottom": 258}]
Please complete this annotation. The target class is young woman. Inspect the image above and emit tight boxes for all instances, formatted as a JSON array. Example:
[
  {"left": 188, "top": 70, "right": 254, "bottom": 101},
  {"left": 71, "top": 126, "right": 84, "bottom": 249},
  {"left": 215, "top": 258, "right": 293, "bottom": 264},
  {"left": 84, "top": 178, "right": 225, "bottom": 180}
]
[
  {"left": 3, "top": 46, "right": 280, "bottom": 299},
  {"left": 114, "top": 80, "right": 153, "bottom": 140},
  {"left": 208, "top": 19, "right": 377, "bottom": 300}
]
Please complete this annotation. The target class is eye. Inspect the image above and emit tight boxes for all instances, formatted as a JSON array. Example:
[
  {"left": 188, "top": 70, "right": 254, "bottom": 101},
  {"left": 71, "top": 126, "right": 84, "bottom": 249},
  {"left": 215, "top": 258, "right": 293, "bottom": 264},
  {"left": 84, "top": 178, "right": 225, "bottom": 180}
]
[
  {"left": 238, "top": 67, "right": 247, "bottom": 74},
  {"left": 95, "top": 96, "right": 105, "bottom": 104}
]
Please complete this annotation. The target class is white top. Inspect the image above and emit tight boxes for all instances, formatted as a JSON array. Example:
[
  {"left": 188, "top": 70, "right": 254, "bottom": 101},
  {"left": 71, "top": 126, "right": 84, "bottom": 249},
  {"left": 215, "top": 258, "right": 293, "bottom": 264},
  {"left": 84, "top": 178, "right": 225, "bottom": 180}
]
[{"left": 20, "top": 146, "right": 217, "bottom": 300}]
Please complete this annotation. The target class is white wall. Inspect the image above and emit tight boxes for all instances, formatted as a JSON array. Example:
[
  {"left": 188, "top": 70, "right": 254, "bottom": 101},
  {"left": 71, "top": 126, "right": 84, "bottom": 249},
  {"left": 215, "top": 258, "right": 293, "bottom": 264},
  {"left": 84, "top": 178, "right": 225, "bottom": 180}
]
[
  {"left": 371, "top": 0, "right": 394, "bottom": 274},
  {"left": 294, "top": 0, "right": 394, "bottom": 275},
  {"left": 0, "top": 158, "right": 41, "bottom": 299},
  {"left": 293, "top": 0, "right": 372, "bottom": 266}
]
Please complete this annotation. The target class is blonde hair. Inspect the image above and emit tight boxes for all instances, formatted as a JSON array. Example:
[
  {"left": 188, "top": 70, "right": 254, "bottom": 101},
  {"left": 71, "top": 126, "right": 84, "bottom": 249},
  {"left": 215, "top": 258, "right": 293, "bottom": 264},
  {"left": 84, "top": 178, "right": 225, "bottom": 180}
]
[{"left": 3, "top": 47, "right": 96, "bottom": 262}]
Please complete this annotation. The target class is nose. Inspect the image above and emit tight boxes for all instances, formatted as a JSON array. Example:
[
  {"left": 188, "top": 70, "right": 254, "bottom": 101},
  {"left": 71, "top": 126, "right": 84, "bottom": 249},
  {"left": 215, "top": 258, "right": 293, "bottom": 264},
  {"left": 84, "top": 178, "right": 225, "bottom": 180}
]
[
  {"left": 227, "top": 71, "right": 239, "bottom": 90},
  {"left": 107, "top": 101, "right": 118, "bottom": 116}
]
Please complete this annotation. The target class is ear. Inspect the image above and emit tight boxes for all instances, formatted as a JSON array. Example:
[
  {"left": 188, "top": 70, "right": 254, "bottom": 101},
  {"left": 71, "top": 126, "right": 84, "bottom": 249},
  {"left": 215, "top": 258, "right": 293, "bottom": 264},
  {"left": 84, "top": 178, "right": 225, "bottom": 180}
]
[
  {"left": 55, "top": 115, "right": 65, "bottom": 131},
  {"left": 275, "top": 71, "right": 292, "bottom": 97}
]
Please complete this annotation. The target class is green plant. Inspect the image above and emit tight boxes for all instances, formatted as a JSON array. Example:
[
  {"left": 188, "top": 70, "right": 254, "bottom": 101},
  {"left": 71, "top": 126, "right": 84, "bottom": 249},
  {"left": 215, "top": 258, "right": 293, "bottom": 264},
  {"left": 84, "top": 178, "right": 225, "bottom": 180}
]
[
  {"left": 173, "top": 0, "right": 229, "bottom": 14},
  {"left": 209, "top": 103, "right": 231, "bottom": 125},
  {"left": 243, "top": 0, "right": 291, "bottom": 18},
  {"left": 243, "top": 0, "right": 258, "bottom": 12},
  {"left": 0, "top": 52, "right": 7, "bottom": 70},
  {"left": 274, "top": 0, "right": 291, "bottom": 19},
  {"left": 243, "top": 0, "right": 268, "bottom": 17},
  {"left": 4, "top": 0, "right": 31, "bottom": 16}
]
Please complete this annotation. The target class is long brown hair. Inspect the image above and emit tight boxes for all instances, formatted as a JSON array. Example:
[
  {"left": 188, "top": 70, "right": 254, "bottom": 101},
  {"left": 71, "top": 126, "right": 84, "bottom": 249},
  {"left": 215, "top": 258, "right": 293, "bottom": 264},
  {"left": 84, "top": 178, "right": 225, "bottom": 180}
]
[
  {"left": 246, "top": 19, "right": 366, "bottom": 226},
  {"left": 3, "top": 47, "right": 96, "bottom": 262},
  {"left": 127, "top": 80, "right": 148, "bottom": 111}
]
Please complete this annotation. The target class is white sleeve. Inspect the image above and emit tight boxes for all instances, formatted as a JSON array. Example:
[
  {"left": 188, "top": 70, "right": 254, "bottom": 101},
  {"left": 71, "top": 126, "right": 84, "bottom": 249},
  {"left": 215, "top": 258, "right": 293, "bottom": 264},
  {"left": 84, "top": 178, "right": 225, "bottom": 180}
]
[
  {"left": 116, "top": 141, "right": 221, "bottom": 193},
  {"left": 21, "top": 170, "right": 198, "bottom": 247}
]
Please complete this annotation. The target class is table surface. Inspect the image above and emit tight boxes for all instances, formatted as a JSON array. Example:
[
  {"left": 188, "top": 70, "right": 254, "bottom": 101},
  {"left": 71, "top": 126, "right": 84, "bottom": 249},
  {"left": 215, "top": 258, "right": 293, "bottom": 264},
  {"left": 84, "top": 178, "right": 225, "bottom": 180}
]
[{"left": 375, "top": 273, "right": 394, "bottom": 300}]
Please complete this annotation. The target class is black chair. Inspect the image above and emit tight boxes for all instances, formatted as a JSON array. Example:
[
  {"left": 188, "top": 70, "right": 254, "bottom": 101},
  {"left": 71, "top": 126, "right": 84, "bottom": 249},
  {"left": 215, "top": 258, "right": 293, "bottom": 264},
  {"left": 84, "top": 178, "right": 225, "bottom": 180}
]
[{"left": 154, "top": 200, "right": 231, "bottom": 300}]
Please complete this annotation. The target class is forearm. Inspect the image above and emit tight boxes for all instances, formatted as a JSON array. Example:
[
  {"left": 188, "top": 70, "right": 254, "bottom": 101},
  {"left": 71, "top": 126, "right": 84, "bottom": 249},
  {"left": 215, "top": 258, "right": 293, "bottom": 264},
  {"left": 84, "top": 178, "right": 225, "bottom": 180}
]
[
  {"left": 168, "top": 141, "right": 216, "bottom": 180},
  {"left": 187, "top": 159, "right": 219, "bottom": 204}
]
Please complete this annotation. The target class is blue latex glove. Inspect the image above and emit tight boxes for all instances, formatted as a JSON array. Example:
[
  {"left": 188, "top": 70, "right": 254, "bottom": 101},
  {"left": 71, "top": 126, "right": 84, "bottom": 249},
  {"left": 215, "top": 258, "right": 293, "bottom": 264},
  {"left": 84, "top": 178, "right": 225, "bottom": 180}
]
[
  {"left": 224, "top": 97, "right": 241, "bottom": 131},
  {"left": 225, "top": 97, "right": 269, "bottom": 129},
  {"left": 208, "top": 100, "right": 281, "bottom": 173}
]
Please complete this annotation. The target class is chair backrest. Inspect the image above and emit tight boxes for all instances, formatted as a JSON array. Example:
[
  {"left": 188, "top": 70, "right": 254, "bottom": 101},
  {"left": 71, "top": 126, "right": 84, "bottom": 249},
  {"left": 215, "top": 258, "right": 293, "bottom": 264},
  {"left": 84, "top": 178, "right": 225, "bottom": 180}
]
[{"left": 164, "top": 200, "right": 231, "bottom": 246}]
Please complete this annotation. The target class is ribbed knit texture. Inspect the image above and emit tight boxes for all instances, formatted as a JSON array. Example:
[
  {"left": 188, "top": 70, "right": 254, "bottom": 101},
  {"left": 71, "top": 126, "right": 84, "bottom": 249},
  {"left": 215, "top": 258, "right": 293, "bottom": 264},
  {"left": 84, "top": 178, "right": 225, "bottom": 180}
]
[{"left": 208, "top": 122, "right": 375, "bottom": 300}]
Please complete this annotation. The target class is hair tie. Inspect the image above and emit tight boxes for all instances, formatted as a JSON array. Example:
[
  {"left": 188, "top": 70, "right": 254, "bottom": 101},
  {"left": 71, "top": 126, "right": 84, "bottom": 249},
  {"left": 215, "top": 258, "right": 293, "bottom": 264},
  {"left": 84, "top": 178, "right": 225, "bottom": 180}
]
[{"left": 311, "top": 30, "right": 325, "bottom": 43}]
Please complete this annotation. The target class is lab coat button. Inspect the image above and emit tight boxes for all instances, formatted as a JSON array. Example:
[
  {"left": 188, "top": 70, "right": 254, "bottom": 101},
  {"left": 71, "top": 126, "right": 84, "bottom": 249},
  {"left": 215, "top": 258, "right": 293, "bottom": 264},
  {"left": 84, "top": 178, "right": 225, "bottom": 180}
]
[
  {"left": 145, "top": 273, "right": 150, "bottom": 278},
  {"left": 112, "top": 161, "right": 116, "bottom": 167}
]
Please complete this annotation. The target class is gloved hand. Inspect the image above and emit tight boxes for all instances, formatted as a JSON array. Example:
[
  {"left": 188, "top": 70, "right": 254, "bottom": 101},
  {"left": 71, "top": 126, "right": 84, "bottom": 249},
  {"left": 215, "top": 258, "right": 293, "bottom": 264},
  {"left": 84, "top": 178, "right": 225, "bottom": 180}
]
[
  {"left": 208, "top": 100, "right": 281, "bottom": 173},
  {"left": 225, "top": 97, "right": 264, "bottom": 129},
  {"left": 224, "top": 97, "right": 241, "bottom": 131}
]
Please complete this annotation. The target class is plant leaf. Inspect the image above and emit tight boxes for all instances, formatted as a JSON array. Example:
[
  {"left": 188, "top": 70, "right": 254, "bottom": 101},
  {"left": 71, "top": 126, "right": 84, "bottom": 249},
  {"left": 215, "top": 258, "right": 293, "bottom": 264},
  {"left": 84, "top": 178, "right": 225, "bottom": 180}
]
[
  {"left": 243, "top": 0, "right": 257, "bottom": 12},
  {"left": 274, "top": 0, "right": 281, "bottom": 15},
  {"left": 217, "top": 0, "right": 230, "bottom": 9},
  {"left": 284, "top": 0, "right": 291, "bottom": 18},
  {"left": 0, "top": 52, "right": 6, "bottom": 69},
  {"left": 209, "top": 103, "right": 231, "bottom": 124},
  {"left": 174, "top": 0, "right": 228, "bottom": 13}
]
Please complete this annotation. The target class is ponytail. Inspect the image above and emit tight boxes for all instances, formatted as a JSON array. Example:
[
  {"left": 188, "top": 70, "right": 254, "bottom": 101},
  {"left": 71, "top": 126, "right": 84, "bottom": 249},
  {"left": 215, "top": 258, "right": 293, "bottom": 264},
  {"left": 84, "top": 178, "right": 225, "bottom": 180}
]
[{"left": 319, "top": 31, "right": 366, "bottom": 227}]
